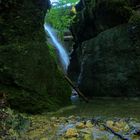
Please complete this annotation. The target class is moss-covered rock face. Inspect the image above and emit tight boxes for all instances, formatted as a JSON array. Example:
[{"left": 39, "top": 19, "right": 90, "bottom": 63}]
[
  {"left": 0, "top": 0, "right": 71, "bottom": 113},
  {"left": 78, "top": 25, "right": 140, "bottom": 97},
  {"left": 71, "top": 0, "right": 132, "bottom": 43},
  {"left": 69, "top": 0, "right": 140, "bottom": 97},
  {"left": 0, "top": 0, "right": 51, "bottom": 44}
]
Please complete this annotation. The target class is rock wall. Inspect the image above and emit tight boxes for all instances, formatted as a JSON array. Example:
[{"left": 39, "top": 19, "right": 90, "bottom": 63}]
[
  {"left": 0, "top": 0, "right": 71, "bottom": 113},
  {"left": 68, "top": 0, "right": 140, "bottom": 97}
]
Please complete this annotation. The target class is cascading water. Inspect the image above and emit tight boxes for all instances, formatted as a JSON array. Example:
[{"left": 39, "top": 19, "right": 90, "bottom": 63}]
[
  {"left": 44, "top": 23, "right": 70, "bottom": 72},
  {"left": 44, "top": 23, "right": 79, "bottom": 104}
]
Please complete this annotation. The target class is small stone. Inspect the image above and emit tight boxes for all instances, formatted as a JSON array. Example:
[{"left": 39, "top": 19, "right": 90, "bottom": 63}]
[
  {"left": 124, "top": 124, "right": 130, "bottom": 131},
  {"left": 65, "top": 128, "right": 79, "bottom": 138},
  {"left": 106, "top": 120, "right": 114, "bottom": 127},
  {"left": 76, "top": 122, "right": 85, "bottom": 129},
  {"left": 75, "top": 116, "right": 81, "bottom": 121},
  {"left": 86, "top": 121, "right": 93, "bottom": 128},
  {"left": 59, "top": 117, "right": 66, "bottom": 122},
  {"left": 99, "top": 125, "right": 105, "bottom": 131},
  {"left": 112, "top": 126, "right": 120, "bottom": 132},
  {"left": 51, "top": 117, "right": 57, "bottom": 121},
  {"left": 84, "top": 134, "right": 92, "bottom": 140},
  {"left": 68, "top": 115, "right": 75, "bottom": 120},
  {"left": 80, "top": 128, "right": 91, "bottom": 134},
  {"left": 115, "top": 121, "right": 126, "bottom": 128},
  {"left": 65, "top": 124, "right": 75, "bottom": 131}
]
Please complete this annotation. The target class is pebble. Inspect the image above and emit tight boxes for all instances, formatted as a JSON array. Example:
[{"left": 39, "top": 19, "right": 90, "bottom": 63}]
[
  {"left": 76, "top": 122, "right": 85, "bottom": 129},
  {"left": 86, "top": 120, "right": 93, "bottom": 128},
  {"left": 64, "top": 124, "right": 75, "bottom": 131},
  {"left": 65, "top": 128, "right": 79, "bottom": 138},
  {"left": 50, "top": 117, "right": 57, "bottom": 121}
]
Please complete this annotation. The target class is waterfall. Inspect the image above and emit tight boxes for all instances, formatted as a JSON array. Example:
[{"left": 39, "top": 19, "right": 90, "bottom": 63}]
[
  {"left": 44, "top": 23, "right": 80, "bottom": 103},
  {"left": 44, "top": 23, "right": 70, "bottom": 72}
]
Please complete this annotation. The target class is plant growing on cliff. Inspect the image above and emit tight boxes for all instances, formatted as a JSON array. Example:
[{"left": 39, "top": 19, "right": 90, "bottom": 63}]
[{"left": 45, "top": 1, "right": 76, "bottom": 39}]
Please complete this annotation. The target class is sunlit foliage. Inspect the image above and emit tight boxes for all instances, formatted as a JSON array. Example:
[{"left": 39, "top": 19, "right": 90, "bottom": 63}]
[{"left": 45, "top": 0, "right": 76, "bottom": 38}]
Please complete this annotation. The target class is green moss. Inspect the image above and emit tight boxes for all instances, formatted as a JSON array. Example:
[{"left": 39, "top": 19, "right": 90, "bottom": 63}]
[
  {"left": 47, "top": 44, "right": 57, "bottom": 60},
  {"left": 0, "top": 0, "right": 71, "bottom": 113},
  {"left": 129, "top": 11, "right": 140, "bottom": 25},
  {"left": 78, "top": 24, "right": 140, "bottom": 97},
  {"left": 0, "top": 41, "right": 71, "bottom": 113}
]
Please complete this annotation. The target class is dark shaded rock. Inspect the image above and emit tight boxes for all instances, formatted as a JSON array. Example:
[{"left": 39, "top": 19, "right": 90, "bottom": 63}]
[
  {"left": 71, "top": 0, "right": 132, "bottom": 44},
  {"left": 0, "top": 43, "right": 71, "bottom": 113},
  {"left": 77, "top": 25, "right": 140, "bottom": 97},
  {"left": 0, "top": 0, "right": 71, "bottom": 113},
  {"left": 68, "top": 0, "right": 140, "bottom": 97},
  {"left": 68, "top": 45, "right": 81, "bottom": 82},
  {"left": 0, "top": 0, "right": 51, "bottom": 44}
]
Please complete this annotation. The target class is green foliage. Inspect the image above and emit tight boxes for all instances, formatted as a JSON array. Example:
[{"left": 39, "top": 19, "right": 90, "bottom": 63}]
[{"left": 45, "top": 1, "right": 76, "bottom": 39}]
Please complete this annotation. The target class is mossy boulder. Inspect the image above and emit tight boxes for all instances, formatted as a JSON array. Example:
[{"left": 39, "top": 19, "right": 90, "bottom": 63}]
[
  {"left": 0, "top": 0, "right": 71, "bottom": 113},
  {"left": 0, "top": 42, "right": 71, "bottom": 113},
  {"left": 77, "top": 25, "right": 140, "bottom": 97}
]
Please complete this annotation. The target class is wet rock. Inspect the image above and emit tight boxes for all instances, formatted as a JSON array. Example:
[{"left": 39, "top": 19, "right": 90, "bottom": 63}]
[
  {"left": 71, "top": 89, "right": 80, "bottom": 105},
  {"left": 65, "top": 124, "right": 75, "bottom": 131},
  {"left": 51, "top": 117, "right": 57, "bottom": 121},
  {"left": 106, "top": 120, "right": 114, "bottom": 128},
  {"left": 106, "top": 120, "right": 130, "bottom": 132},
  {"left": 26, "top": 115, "right": 140, "bottom": 139},
  {"left": 76, "top": 122, "right": 85, "bottom": 129},
  {"left": 92, "top": 128, "right": 115, "bottom": 140},
  {"left": 80, "top": 128, "right": 92, "bottom": 134},
  {"left": 86, "top": 120, "right": 94, "bottom": 128},
  {"left": 65, "top": 128, "right": 79, "bottom": 138}
]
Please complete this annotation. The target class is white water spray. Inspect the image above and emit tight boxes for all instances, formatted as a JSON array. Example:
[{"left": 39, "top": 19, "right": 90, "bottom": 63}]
[{"left": 44, "top": 23, "right": 70, "bottom": 72}]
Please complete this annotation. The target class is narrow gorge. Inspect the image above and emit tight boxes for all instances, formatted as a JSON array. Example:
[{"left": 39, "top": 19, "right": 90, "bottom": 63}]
[{"left": 1, "top": 0, "right": 140, "bottom": 139}]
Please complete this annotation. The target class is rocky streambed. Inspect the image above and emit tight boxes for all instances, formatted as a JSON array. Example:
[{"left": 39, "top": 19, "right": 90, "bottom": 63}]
[{"left": 25, "top": 115, "right": 140, "bottom": 140}]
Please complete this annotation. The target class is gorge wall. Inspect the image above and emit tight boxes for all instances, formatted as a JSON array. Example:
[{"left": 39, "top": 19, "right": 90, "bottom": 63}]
[
  {"left": 68, "top": 0, "right": 140, "bottom": 97},
  {"left": 0, "top": 0, "right": 71, "bottom": 113}
]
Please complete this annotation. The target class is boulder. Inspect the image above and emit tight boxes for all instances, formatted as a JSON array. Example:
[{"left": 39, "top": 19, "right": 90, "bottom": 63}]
[
  {"left": 77, "top": 25, "right": 140, "bottom": 97},
  {"left": 0, "top": 0, "right": 71, "bottom": 113}
]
